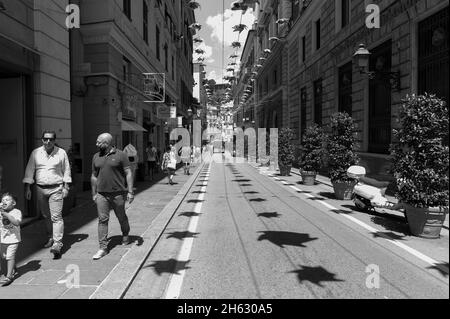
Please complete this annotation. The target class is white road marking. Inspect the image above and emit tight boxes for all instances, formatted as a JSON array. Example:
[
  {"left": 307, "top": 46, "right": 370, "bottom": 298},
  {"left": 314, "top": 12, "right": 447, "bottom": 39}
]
[{"left": 164, "top": 167, "right": 210, "bottom": 299}]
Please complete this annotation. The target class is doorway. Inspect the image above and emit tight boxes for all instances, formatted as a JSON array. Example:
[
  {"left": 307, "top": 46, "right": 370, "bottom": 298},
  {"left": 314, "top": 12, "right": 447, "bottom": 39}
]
[{"left": 0, "top": 76, "right": 27, "bottom": 215}]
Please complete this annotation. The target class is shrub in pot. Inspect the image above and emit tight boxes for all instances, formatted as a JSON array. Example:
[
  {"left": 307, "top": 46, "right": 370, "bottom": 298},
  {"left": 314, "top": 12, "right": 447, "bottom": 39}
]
[
  {"left": 299, "top": 124, "right": 325, "bottom": 185},
  {"left": 390, "top": 94, "right": 449, "bottom": 238},
  {"left": 326, "top": 112, "right": 360, "bottom": 199},
  {"left": 278, "top": 128, "right": 295, "bottom": 176}
]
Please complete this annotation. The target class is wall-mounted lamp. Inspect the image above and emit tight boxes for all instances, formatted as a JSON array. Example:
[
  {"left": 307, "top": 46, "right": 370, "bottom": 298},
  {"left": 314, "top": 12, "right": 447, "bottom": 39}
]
[{"left": 353, "top": 43, "right": 400, "bottom": 91}]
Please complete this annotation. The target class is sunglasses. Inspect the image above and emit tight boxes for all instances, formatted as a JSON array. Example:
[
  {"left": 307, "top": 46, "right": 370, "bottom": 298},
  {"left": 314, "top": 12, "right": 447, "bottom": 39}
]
[{"left": 42, "top": 138, "right": 55, "bottom": 142}]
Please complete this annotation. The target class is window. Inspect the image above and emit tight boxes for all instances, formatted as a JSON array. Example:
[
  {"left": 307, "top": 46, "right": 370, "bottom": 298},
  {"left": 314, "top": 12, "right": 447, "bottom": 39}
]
[
  {"left": 301, "top": 35, "right": 306, "bottom": 62},
  {"left": 123, "top": 56, "right": 131, "bottom": 83},
  {"left": 313, "top": 79, "right": 322, "bottom": 126},
  {"left": 123, "top": 0, "right": 131, "bottom": 20},
  {"left": 292, "top": 0, "right": 300, "bottom": 22},
  {"left": 156, "top": 26, "right": 160, "bottom": 60},
  {"left": 338, "top": 62, "right": 352, "bottom": 116},
  {"left": 315, "top": 19, "right": 321, "bottom": 50},
  {"left": 300, "top": 87, "right": 307, "bottom": 142},
  {"left": 341, "top": 0, "right": 350, "bottom": 28},
  {"left": 172, "top": 56, "right": 175, "bottom": 79},
  {"left": 143, "top": 1, "right": 148, "bottom": 44},
  {"left": 164, "top": 44, "right": 168, "bottom": 71}
]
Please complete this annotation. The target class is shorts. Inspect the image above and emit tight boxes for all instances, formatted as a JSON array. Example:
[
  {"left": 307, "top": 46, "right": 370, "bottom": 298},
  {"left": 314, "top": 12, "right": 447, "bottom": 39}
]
[
  {"left": 1, "top": 243, "right": 19, "bottom": 261},
  {"left": 166, "top": 167, "right": 175, "bottom": 174}
]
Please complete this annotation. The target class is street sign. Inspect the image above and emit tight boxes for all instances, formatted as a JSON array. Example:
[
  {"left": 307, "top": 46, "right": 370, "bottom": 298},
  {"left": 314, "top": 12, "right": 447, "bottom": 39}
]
[
  {"left": 156, "top": 105, "right": 171, "bottom": 120},
  {"left": 143, "top": 73, "right": 165, "bottom": 103}
]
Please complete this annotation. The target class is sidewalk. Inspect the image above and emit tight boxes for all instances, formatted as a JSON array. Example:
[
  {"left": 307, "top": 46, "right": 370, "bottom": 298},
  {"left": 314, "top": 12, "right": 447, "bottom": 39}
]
[{"left": 0, "top": 165, "right": 200, "bottom": 299}]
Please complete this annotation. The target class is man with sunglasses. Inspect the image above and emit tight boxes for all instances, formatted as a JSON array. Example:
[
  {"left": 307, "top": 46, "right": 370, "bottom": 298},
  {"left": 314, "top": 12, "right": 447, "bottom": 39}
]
[{"left": 23, "top": 131, "right": 72, "bottom": 259}]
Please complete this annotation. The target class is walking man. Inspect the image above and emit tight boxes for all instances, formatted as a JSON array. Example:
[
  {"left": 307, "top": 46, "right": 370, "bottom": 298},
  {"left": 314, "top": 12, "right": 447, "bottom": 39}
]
[
  {"left": 91, "top": 133, "right": 134, "bottom": 260},
  {"left": 23, "top": 131, "right": 71, "bottom": 259}
]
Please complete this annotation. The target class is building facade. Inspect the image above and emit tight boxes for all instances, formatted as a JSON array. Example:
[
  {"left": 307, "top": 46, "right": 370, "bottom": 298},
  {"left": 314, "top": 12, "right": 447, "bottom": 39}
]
[
  {"left": 241, "top": 0, "right": 448, "bottom": 177},
  {"left": 0, "top": 0, "right": 71, "bottom": 217},
  {"left": 70, "top": 0, "right": 196, "bottom": 189}
]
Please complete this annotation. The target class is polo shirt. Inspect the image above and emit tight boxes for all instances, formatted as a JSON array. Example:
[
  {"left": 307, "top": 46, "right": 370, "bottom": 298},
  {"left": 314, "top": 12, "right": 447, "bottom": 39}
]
[{"left": 92, "top": 148, "right": 131, "bottom": 193}]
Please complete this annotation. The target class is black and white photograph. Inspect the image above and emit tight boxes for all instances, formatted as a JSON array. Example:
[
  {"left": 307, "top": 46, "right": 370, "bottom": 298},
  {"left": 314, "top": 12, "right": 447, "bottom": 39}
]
[{"left": 0, "top": 0, "right": 448, "bottom": 304}]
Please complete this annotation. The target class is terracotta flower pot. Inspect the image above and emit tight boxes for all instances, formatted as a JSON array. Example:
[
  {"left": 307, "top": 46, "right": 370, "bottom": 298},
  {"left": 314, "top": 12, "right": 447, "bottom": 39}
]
[
  {"left": 279, "top": 164, "right": 292, "bottom": 176},
  {"left": 332, "top": 181, "right": 356, "bottom": 200},
  {"left": 301, "top": 171, "right": 317, "bottom": 186},
  {"left": 403, "top": 203, "right": 448, "bottom": 238}
]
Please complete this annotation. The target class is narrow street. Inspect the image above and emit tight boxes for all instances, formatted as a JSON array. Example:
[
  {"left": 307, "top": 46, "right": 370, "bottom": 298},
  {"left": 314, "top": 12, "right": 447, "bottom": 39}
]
[{"left": 124, "top": 156, "right": 449, "bottom": 299}]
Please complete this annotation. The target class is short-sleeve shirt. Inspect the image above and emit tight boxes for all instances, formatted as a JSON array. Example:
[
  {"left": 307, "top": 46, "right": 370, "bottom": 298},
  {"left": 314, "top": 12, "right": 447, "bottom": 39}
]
[
  {"left": 1, "top": 209, "right": 22, "bottom": 244},
  {"left": 92, "top": 148, "right": 131, "bottom": 193}
]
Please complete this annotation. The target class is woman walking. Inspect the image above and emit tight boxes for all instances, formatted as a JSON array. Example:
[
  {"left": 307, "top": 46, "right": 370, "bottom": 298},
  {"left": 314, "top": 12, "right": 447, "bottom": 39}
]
[{"left": 161, "top": 146, "right": 176, "bottom": 185}]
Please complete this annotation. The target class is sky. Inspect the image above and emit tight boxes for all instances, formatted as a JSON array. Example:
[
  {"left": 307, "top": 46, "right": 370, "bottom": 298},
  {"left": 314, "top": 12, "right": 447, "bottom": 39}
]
[{"left": 192, "top": 0, "right": 256, "bottom": 84}]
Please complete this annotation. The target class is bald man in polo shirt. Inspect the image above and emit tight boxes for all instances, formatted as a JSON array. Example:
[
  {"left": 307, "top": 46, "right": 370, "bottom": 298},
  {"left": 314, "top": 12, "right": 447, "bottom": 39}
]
[{"left": 91, "top": 133, "right": 134, "bottom": 260}]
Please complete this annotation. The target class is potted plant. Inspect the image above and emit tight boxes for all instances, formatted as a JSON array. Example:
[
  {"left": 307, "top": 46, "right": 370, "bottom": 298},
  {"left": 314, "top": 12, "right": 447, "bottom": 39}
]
[
  {"left": 299, "top": 124, "right": 325, "bottom": 185},
  {"left": 390, "top": 94, "right": 449, "bottom": 238},
  {"left": 278, "top": 128, "right": 295, "bottom": 176},
  {"left": 326, "top": 112, "right": 360, "bottom": 199}
]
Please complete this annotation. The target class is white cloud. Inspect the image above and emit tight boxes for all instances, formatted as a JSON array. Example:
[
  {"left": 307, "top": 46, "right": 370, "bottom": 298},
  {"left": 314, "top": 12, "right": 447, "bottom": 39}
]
[
  {"left": 206, "top": 8, "right": 255, "bottom": 47},
  {"left": 206, "top": 70, "right": 225, "bottom": 84}
]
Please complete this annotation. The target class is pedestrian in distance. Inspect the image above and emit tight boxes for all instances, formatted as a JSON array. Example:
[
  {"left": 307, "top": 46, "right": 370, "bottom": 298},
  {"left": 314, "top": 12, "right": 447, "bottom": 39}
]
[
  {"left": 91, "top": 133, "right": 134, "bottom": 260},
  {"left": 180, "top": 145, "right": 192, "bottom": 175},
  {"left": 146, "top": 142, "right": 158, "bottom": 181},
  {"left": 123, "top": 142, "right": 138, "bottom": 190},
  {"left": 161, "top": 146, "right": 177, "bottom": 185},
  {"left": 23, "top": 131, "right": 72, "bottom": 259},
  {"left": 0, "top": 193, "right": 21, "bottom": 286}
]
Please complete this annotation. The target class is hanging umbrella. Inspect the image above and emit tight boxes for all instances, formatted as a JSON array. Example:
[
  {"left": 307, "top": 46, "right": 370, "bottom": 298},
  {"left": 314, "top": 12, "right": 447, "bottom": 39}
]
[
  {"left": 231, "top": 41, "right": 241, "bottom": 49},
  {"left": 195, "top": 48, "right": 205, "bottom": 54},
  {"left": 232, "top": 24, "right": 248, "bottom": 33},
  {"left": 187, "top": 1, "right": 201, "bottom": 9},
  {"left": 193, "top": 37, "right": 203, "bottom": 43},
  {"left": 189, "top": 23, "right": 202, "bottom": 31}
]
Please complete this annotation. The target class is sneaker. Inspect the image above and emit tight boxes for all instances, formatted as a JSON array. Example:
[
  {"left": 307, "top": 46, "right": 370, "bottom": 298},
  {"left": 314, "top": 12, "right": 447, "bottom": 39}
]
[
  {"left": 92, "top": 249, "right": 108, "bottom": 260},
  {"left": 43, "top": 238, "right": 54, "bottom": 248},
  {"left": 50, "top": 244, "right": 62, "bottom": 260},
  {"left": 122, "top": 236, "right": 131, "bottom": 245},
  {"left": 0, "top": 276, "right": 14, "bottom": 287}
]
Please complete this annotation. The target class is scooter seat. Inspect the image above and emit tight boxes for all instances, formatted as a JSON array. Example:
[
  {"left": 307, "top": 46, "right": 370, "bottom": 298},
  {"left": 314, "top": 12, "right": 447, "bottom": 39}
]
[{"left": 354, "top": 184, "right": 383, "bottom": 199}]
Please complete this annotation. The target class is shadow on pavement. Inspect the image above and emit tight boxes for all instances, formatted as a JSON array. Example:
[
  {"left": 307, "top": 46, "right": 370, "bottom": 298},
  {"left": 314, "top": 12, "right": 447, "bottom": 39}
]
[
  {"left": 60, "top": 233, "right": 89, "bottom": 256},
  {"left": 192, "top": 191, "right": 206, "bottom": 194},
  {"left": 289, "top": 265, "right": 344, "bottom": 287},
  {"left": 107, "top": 235, "right": 144, "bottom": 252},
  {"left": 187, "top": 199, "right": 205, "bottom": 204},
  {"left": 257, "top": 212, "right": 282, "bottom": 219},
  {"left": 143, "top": 258, "right": 191, "bottom": 275},
  {"left": 16, "top": 260, "right": 42, "bottom": 278},
  {"left": 257, "top": 231, "right": 318, "bottom": 248},
  {"left": 372, "top": 231, "right": 407, "bottom": 241},
  {"left": 370, "top": 216, "right": 410, "bottom": 236},
  {"left": 244, "top": 191, "right": 259, "bottom": 194},
  {"left": 233, "top": 179, "right": 251, "bottom": 183},
  {"left": 240, "top": 184, "right": 253, "bottom": 187},
  {"left": 317, "top": 192, "right": 336, "bottom": 200}
]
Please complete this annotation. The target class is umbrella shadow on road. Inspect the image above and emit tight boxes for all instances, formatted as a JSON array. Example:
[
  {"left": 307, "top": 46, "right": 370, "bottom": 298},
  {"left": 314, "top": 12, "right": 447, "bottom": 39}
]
[
  {"left": 370, "top": 215, "right": 410, "bottom": 236},
  {"left": 244, "top": 191, "right": 259, "bottom": 194},
  {"left": 289, "top": 265, "right": 344, "bottom": 287},
  {"left": 143, "top": 258, "right": 191, "bottom": 275},
  {"left": 166, "top": 231, "right": 199, "bottom": 240},
  {"left": 317, "top": 192, "right": 337, "bottom": 200},
  {"left": 179, "top": 211, "right": 202, "bottom": 217},
  {"left": 107, "top": 235, "right": 144, "bottom": 251},
  {"left": 249, "top": 198, "right": 266, "bottom": 202},
  {"left": 257, "top": 212, "right": 282, "bottom": 219},
  {"left": 257, "top": 231, "right": 318, "bottom": 248},
  {"left": 427, "top": 262, "right": 449, "bottom": 277},
  {"left": 187, "top": 199, "right": 205, "bottom": 204}
]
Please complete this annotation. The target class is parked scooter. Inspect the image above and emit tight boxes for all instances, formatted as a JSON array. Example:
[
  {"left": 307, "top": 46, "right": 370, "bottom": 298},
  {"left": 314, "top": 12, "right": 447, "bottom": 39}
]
[{"left": 346, "top": 165, "right": 399, "bottom": 212}]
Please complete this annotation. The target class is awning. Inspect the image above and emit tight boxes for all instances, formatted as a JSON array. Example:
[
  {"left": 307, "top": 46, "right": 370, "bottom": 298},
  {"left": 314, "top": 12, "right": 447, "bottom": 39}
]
[{"left": 121, "top": 120, "right": 147, "bottom": 132}]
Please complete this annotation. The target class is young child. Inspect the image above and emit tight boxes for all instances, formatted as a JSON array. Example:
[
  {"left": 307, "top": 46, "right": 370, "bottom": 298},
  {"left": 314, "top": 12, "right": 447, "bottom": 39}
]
[{"left": 0, "top": 192, "right": 22, "bottom": 287}]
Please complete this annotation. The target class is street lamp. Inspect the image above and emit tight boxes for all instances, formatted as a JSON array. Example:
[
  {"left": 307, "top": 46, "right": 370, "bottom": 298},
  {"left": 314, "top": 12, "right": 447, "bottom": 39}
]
[{"left": 353, "top": 43, "right": 400, "bottom": 91}]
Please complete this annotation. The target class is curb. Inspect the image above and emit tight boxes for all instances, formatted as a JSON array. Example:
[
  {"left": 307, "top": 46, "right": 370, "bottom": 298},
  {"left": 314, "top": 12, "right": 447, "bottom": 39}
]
[{"left": 89, "top": 162, "right": 205, "bottom": 299}]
